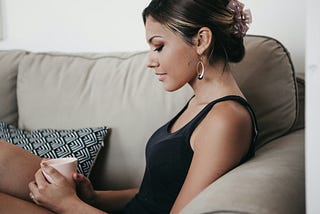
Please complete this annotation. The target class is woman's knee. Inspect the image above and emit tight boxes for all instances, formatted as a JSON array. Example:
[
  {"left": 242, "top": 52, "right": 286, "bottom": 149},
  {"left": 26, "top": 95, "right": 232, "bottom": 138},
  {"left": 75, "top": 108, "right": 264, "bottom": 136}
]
[
  {"left": 0, "top": 140, "right": 41, "bottom": 171},
  {"left": 0, "top": 141, "right": 25, "bottom": 177},
  {"left": 0, "top": 141, "right": 18, "bottom": 188},
  {"left": 0, "top": 141, "right": 42, "bottom": 199},
  {"left": 0, "top": 141, "right": 15, "bottom": 170}
]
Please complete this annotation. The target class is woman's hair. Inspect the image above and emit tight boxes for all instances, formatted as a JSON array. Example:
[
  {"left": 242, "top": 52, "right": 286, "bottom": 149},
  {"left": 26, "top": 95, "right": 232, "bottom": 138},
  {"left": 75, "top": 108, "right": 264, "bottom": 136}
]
[{"left": 142, "top": 0, "right": 248, "bottom": 65}]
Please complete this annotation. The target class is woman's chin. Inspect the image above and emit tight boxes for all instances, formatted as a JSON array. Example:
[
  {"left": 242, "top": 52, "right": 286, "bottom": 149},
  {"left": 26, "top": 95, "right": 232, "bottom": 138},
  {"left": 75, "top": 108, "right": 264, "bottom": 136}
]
[{"left": 162, "top": 83, "right": 184, "bottom": 92}]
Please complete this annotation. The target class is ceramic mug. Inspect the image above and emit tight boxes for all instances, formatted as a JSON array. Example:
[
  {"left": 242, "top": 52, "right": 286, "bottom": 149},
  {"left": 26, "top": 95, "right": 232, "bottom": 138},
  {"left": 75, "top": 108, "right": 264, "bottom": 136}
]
[{"left": 41, "top": 157, "right": 78, "bottom": 187}]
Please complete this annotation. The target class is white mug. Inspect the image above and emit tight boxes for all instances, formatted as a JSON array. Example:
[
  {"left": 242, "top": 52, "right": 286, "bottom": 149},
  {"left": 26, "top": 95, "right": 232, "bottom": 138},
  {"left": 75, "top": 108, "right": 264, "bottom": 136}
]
[{"left": 41, "top": 157, "right": 78, "bottom": 187}]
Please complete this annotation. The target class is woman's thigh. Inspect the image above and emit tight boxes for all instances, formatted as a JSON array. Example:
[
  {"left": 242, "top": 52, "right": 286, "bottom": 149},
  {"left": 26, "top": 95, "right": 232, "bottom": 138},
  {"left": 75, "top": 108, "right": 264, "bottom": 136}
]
[
  {"left": 0, "top": 192, "right": 54, "bottom": 214},
  {"left": 0, "top": 141, "right": 42, "bottom": 201}
]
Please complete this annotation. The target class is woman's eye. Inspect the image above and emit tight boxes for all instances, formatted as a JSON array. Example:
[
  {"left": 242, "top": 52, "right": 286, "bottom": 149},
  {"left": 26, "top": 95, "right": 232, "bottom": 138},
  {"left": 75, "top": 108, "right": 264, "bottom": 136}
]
[{"left": 154, "top": 45, "right": 164, "bottom": 52}]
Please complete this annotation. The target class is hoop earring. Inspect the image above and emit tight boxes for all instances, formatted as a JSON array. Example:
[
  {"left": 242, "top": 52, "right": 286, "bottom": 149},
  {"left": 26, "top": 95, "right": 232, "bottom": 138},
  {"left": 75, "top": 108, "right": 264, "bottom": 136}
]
[{"left": 197, "top": 60, "right": 205, "bottom": 80}]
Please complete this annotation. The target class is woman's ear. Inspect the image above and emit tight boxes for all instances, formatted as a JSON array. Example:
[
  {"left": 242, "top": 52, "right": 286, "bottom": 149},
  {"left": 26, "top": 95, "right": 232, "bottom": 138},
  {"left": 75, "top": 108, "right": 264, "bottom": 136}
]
[{"left": 194, "top": 27, "right": 213, "bottom": 55}]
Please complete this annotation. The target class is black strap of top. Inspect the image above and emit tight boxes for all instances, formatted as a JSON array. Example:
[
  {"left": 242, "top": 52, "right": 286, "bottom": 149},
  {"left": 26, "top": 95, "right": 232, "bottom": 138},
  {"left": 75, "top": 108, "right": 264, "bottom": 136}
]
[{"left": 184, "top": 95, "right": 258, "bottom": 159}]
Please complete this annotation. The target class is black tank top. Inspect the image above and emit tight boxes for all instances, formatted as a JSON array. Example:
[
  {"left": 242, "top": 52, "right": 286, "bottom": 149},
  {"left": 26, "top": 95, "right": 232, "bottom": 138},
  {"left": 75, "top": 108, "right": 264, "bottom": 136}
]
[{"left": 123, "top": 95, "right": 258, "bottom": 214}]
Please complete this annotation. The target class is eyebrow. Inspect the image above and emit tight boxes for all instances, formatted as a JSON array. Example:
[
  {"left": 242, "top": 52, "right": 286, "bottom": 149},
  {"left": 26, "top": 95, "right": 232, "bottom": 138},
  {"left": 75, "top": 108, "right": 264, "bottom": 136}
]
[{"left": 148, "top": 35, "right": 162, "bottom": 44}]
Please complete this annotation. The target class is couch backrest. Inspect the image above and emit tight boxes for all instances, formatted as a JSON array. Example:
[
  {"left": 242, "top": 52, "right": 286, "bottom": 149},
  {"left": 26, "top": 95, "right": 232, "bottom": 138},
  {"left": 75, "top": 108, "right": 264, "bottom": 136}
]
[
  {"left": 16, "top": 51, "right": 193, "bottom": 188},
  {"left": 0, "top": 35, "right": 298, "bottom": 189},
  {"left": 231, "top": 35, "right": 298, "bottom": 149},
  {"left": 0, "top": 50, "right": 27, "bottom": 126}
]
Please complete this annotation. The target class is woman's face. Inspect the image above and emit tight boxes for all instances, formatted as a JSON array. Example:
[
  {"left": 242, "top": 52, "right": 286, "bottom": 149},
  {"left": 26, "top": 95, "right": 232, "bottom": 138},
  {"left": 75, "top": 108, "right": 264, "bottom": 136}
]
[{"left": 145, "top": 16, "right": 198, "bottom": 92}]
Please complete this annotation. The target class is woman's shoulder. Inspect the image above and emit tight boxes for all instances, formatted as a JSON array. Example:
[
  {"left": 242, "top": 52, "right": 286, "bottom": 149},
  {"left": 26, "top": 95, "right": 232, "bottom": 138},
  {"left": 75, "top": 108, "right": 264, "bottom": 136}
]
[
  {"left": 191, "top": 97, "right": 252, "bottom": 149},
  {"left": 210, "top": 97, "right": 251, "bottom": 122},
  {"left": 188, "top": 99, "right": 253, "bottom": 173}
]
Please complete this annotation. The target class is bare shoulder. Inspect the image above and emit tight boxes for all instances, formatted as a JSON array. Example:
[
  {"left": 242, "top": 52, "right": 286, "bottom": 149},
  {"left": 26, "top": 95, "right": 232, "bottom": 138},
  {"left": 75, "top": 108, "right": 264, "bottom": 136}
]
[
  {"left": 191, "top": 99, "right": 252, "bottom": 157},
  {"left": 210, "top": 99, "right": 252, "bottom": 128}
]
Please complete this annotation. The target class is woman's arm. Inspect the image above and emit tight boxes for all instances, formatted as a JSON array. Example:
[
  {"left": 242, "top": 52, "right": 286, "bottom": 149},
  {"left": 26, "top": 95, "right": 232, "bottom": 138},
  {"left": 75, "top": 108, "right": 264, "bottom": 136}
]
[
  {"left": 74, "top": 173, "right": 138, "bottom": 212},
  {"left": 93, "top": 188, "right": 139, "bottom": 212},
  {"left": 170, "top": 103, "right": 252, "bottom": 214}
]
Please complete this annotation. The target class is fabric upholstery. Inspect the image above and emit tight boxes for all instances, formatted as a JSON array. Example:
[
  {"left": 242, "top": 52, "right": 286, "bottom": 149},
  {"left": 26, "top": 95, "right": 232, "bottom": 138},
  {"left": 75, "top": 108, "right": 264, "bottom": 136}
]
[
  {"left": 291, "top": 72, "right": 305, "bottom": 131},
  {"left": 231, "top": 35, "right": 298, "bottom": 149},
  {"left": 17, "top": 51, "right": 193, "bottom": 188},
  {"left": 0, "top": 50, "right": 27, "bottom": 126},
  {"left": 181, "top": 130, "right": 305, "bottom": 214}
]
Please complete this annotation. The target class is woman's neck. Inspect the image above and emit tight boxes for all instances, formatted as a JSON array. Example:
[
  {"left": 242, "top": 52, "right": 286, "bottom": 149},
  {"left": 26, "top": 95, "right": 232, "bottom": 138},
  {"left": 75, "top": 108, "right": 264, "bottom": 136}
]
[{"left": 189, "top": 63, "right": 243, "bottom": 106}]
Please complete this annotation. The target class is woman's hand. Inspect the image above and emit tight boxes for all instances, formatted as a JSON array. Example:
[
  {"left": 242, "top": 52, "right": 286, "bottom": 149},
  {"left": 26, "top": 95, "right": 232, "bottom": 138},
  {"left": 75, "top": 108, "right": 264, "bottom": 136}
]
[
  {"left": 28, "top": 164, "right": 82, "bottom": 213},
  {"left": 74, "top": 173, "right": 97, "bottom": 205}
]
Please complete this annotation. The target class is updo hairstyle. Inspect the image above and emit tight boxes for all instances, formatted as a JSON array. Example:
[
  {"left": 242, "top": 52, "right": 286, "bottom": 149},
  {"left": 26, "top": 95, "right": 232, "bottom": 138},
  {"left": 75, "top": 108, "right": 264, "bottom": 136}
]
[{"left": 142, "top": 0, "right": 246, "bottom": 65}]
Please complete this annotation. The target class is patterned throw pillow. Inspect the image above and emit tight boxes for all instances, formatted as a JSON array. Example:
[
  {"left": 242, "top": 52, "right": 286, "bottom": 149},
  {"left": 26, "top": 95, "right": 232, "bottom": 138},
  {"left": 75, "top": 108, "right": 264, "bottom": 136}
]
[{"left": 0, "top": 121, "right": 108, "bottom": 177}]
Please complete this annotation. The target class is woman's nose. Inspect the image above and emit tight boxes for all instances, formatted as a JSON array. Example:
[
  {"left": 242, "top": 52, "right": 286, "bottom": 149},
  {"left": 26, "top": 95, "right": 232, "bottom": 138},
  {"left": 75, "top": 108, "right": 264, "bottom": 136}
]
[{"left": 146, "top": 52, "right": 159, "bottom": 68}]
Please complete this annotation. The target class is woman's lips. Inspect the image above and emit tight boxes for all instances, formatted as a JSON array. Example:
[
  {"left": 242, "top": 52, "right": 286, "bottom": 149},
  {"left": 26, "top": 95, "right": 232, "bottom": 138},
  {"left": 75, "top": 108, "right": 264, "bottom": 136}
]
[{"left": 155, "top": 73, "right": 167, "bottom": 81}]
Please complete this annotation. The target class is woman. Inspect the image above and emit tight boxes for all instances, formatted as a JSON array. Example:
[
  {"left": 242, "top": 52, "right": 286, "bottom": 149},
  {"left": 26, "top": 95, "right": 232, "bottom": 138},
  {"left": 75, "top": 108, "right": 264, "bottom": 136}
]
[{"left": 0, "top": 0, "right": 257, "bottom": 213}]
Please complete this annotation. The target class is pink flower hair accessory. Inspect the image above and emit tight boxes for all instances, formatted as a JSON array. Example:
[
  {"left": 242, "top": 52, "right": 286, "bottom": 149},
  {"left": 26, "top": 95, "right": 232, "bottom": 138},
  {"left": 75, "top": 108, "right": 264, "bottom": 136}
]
[{"left": 227, "top": 0, "right": 252, "bottom": 37}]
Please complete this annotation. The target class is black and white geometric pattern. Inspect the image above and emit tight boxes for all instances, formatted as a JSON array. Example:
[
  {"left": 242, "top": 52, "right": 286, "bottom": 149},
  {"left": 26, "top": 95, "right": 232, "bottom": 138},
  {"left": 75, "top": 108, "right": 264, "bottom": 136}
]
[{"left": 0, "top": 121, "right": 108, "bottom": 177}]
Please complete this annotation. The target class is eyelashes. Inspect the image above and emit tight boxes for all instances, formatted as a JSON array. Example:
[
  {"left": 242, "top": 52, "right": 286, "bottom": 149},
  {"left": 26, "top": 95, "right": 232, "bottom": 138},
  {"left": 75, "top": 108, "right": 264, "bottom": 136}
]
[{"left": 153, "top": 45, "right": 164, "bottom": 52}]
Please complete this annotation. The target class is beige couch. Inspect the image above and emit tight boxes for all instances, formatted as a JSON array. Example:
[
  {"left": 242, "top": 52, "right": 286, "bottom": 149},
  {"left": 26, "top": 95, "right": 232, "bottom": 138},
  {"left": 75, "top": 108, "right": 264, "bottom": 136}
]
[{"left": 0, "top": 35, "right": 305, "bottom": 213}]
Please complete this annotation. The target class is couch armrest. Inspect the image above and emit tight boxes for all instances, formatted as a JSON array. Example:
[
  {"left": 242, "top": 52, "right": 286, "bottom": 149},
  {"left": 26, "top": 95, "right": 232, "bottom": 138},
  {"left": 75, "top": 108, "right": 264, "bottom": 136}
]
[
  {"left": 295, "top": 72, "right": 305, "bottom": 80},
  {"left": 181, "top": 130, "right": 305, "bottom": 214},
  {"left": 291, "top": 72, "right": 305, "bottom": 131}
]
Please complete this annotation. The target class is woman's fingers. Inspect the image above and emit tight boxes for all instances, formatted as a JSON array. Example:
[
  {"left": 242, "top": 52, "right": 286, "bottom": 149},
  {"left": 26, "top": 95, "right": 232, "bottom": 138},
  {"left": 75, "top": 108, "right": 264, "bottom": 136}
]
[
  {"left": 27, "top": 164, "right": 79, "bottom": 213},
  {"left": 41, "top": 163, "right": 66, "bottom": 185},
  {"left": 73, "top": 173, "right": 84, "bottom": 184},
  {"left": 34, "top": 168, "right": 48, "bottom": 185},
  {"left": 28, "top": 180, "right": 41, "bottom": 205},
  {"left": 73, "top": 173, "right": 96, "bottom": 204}
]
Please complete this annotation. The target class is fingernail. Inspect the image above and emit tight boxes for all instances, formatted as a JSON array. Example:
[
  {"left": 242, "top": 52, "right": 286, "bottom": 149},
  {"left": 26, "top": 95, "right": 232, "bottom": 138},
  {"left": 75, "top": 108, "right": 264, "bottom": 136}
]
[
  {"left": 42, "top": 162, "right": 48, "bottom": 166},
  {"left": 41, "top": 163, "right": 49, "bottom": 172}
]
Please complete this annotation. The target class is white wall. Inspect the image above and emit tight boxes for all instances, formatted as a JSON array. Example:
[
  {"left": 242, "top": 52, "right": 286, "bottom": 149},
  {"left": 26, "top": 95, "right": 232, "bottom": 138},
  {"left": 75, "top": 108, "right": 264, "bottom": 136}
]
[
  {"left": 243, "top": 0, "right": 305, "bottom": 73},
  {"left": 0, "top": 0, "right": 3, "bottom": 40},
  {"left": 306, "top": 0, "right": 320, "bottom": 213},
  {"left": 0, "top": 0, "right": 305, "bottom": 73},
  {"left": 0, "top": 0, "right": 150, "bottom": 51}
]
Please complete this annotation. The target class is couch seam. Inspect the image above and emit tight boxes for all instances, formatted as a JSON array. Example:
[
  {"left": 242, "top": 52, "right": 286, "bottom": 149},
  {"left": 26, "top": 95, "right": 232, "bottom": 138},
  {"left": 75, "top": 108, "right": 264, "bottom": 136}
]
[{"left": 23, "top": 51, "right": 148, "bottom": 61}]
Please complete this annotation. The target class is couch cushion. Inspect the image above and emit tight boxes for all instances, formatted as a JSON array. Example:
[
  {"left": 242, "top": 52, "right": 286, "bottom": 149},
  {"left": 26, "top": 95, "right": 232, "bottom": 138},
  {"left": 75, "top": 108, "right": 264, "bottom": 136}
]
[
  {"left": 181, "top": 130, "right": 305, "bottom": 214},
  {"left": 0, "top": 50, "right": 27, "bottom": 126},
  {"left": 17, "top": 51, "right": 193, "bottom": 188},
  {"left": 0, "top": 121, "right": 108, "bottom": 177},
  {"left": 291, "top": 72, "right": 305, "bottom": 131},
  {"left": 231, "top": 35, "right": 298, "bottom": 149}
]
